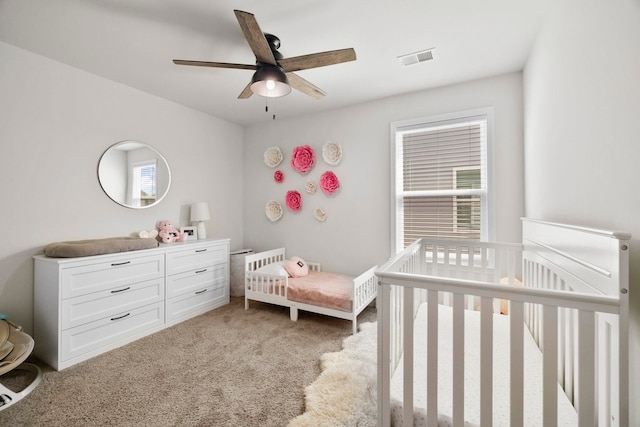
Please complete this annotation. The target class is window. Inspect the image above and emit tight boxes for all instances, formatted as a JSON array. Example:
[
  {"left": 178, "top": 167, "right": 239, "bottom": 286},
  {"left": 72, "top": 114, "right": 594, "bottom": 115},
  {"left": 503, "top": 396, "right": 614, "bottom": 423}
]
[
  {"left": 391, "top": 109, "right": 493, "bottom": 252},
  {"left": 131, "top": 160, "right": 157, "bottom": 207}
]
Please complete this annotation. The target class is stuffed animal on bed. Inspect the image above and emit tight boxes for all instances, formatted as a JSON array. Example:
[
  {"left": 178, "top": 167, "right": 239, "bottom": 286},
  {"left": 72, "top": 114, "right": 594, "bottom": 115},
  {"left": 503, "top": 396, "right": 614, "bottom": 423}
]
[
  {"left": 156, "top": 220, "right": 185, "bottom": 243},
  {"left": 285, "top": 256, "right": 309, "bottom": 277}
]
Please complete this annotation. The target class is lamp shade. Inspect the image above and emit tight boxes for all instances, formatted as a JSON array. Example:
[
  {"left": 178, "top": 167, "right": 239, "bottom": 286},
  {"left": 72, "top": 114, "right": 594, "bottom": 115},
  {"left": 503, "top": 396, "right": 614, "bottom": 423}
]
[
  {"left": 250, "top": 65, "right": 291, "bottom": 98},
  {"left": 190, "top": 202, "right": 210, "bottom": 222}
]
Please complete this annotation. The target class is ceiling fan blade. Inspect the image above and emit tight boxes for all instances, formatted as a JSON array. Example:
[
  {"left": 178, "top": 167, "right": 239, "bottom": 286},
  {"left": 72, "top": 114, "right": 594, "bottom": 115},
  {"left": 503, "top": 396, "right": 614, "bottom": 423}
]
[
  {"left": 173, "top": 60, "right": 257, "bottom": 70},
  {"left": 238, "top": 82, "right": 253, "bottom": 99},
  {"left": 234, "top": 10, "right": 277, "bottom": 65},
  {"left": 279, "top": 48, "right": 356, "bottom": 72},
  {"left": 286, "top": 73, "right": 326, "bottom": 99}
]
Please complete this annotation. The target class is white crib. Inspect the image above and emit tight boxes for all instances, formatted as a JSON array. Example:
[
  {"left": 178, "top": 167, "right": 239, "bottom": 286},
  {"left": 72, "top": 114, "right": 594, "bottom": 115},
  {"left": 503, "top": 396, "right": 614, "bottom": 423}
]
[{"left": 376, "top": 218, "right": 630, "bottom": 426}]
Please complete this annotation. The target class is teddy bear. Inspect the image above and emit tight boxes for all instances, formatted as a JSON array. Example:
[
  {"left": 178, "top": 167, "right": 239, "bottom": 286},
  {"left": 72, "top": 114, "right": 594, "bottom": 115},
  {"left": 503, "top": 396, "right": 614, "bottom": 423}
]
[{"left": 155, "top": 220, "right": 185, "bottom": 243}]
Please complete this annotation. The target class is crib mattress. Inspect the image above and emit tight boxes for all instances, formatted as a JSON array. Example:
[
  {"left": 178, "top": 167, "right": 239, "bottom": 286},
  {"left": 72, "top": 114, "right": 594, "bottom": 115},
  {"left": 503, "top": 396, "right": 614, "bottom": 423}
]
[
  {"left": 287, "top": 271, "right": 353, "bottom": 313},
  {"left": 390, "top": 303, "right": 578, "bottom": 427}
]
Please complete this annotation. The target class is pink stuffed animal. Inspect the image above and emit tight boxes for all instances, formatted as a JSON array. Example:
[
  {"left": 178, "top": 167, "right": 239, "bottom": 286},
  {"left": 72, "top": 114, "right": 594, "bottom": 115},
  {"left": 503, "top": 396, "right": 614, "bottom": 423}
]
[{"left": 156, "top": 220, "right": 185, "bottom": 243}]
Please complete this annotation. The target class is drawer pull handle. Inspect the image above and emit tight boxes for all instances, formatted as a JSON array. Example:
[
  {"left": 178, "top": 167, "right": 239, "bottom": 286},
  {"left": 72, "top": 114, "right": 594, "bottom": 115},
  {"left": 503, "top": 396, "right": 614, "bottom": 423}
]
[
  {"left": 111, "top": 261, "right": 131, "bottom": 267},
  {"left": 111, "top": 287, "right": 131, "bottom": 294},
  {"left": 110, "top": 313, "right": 131, "bottom": 321},
  {"left": 195, "top": 249, "right": 208, "bottom": 253},
  {"left": 195, "top": 289, "right": 207, "bottom": 295},
  {"left": 195, "top": 269, "right": 207, "bottom": 274}
]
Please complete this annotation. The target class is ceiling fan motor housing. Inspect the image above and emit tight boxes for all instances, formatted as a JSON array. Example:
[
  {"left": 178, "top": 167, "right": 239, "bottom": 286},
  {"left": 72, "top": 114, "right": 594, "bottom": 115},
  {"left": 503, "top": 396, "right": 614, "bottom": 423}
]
[{"left": 264, "top": 33, "right": 283, "bottom": 60}]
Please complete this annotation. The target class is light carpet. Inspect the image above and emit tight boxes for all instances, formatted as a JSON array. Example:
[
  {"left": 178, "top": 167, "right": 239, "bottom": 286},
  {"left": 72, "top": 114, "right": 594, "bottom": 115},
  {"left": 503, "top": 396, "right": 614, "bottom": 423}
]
[
  {"left": 289, "top": 321, "right": 377, "bottom": 427},
  {"left": 0, "top": 298, "right": 376, "bottom": 426}
]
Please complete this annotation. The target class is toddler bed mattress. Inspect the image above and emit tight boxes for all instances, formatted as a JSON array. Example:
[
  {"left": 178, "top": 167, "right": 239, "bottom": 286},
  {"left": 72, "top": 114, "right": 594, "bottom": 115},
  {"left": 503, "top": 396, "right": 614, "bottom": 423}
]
[
  {"left": 287, "top": 271, "right": 353, "bottom": 313},
  {"left": 390, "top": 303, "right": 577, "bottom": 427}
]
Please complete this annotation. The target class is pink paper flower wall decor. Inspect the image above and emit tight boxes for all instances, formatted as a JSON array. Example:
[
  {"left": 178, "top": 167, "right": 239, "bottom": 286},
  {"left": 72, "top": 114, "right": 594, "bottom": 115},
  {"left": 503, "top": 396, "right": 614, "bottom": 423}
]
[
  {"left": 319, "top": 171, "right": 340, "bottom": 195},
  {"left": 291, "top": 145, "right": 315, "bottom": 175},
  {"left": 274, "top": 170, "right": 284, "bottom": 183},
  {"left": 286, "top": 190, "right": 302, "bottom": 211}
]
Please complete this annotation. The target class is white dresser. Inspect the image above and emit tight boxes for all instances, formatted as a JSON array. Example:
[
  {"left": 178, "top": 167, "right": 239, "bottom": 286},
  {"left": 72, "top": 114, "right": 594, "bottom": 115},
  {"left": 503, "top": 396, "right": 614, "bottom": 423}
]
[
  {"left": 33, "top": 238, "right": 229, "bottom": 370},
  {"left": 165, "top": 241, "right": 229, "bottom": 326}
]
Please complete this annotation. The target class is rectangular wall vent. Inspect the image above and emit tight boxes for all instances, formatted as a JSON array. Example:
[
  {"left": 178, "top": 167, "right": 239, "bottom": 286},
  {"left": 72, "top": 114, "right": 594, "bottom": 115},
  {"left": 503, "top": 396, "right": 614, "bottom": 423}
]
[{"left": 398, "top": 49, "right": 434, "bottom": 67}]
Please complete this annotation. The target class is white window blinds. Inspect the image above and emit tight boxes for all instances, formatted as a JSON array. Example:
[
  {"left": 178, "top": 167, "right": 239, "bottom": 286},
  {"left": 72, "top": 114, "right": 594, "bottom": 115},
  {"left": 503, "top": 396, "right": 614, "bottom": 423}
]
[
  {"left": 131, "top": 161, "right": 157, "bottom": 207},
  {"left": 393, "top": 112, "right": 490, "bottom": 250}
]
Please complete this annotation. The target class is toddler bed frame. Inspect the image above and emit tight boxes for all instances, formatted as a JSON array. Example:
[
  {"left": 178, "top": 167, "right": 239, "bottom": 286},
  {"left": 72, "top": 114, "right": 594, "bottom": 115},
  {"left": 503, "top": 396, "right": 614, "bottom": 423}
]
[
  {"left": 244, "top": 248, "right": 377, "bottom": 334},
  {"left": 376, "top": 218, "right": 630, "bottom": 426}
]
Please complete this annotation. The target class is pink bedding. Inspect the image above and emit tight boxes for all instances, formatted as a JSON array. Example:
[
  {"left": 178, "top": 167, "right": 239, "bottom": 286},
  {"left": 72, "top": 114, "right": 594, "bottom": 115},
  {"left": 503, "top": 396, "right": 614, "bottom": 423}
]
[{"left": 287, "top": 271, "right": 353, "bottom": 312}]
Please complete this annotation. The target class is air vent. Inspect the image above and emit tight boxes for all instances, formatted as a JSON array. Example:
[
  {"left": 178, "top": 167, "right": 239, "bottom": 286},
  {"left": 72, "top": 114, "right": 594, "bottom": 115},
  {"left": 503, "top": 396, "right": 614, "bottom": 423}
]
[{"left": 398, "top": 49, "right": 434, "bottom": 67}]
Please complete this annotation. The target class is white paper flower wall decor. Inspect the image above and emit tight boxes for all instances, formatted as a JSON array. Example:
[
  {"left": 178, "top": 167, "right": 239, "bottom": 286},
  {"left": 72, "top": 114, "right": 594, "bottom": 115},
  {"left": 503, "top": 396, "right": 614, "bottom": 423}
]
[
  {"left": 322, "top": 141, "right": 342, "bottom": 166},
  {"left": 264, "top": 146, "right": 283, "bottom": 168},
  {"left": 305, "top": 181, "right": 317, "bottom": 195},
  {"left": 265, "top": 200, "right": 283, "bottom": 222},
  {"left": 314, "top": 208, "right": 327, "bottom": 222}
]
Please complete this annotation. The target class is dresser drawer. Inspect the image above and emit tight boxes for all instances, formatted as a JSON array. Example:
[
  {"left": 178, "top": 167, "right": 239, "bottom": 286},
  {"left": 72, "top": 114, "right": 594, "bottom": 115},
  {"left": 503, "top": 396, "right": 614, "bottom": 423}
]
[
  {"left": 165, "top": 243, "right": 228, "bottom": 276},
  {"left": 60, "top": 302, "right": 164, "bottom": 362},
  {"left": 166, "top": 285, "right": 226, "bottom": 323},
  {"left": 165, "top": 263, "right": 227, "bottom": 299},
  {"left": 61, "top": 254, "right": 164, "bottom": 299},
  {"left": 61, "top": 279, "right": 164, "bottom": 330}
]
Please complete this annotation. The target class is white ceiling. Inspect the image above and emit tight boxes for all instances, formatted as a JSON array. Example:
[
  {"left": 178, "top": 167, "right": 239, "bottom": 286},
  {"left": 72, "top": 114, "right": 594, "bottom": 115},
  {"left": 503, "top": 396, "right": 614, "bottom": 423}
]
[{"left": 0, "top": 0, "right": 551, "bottom": 126}]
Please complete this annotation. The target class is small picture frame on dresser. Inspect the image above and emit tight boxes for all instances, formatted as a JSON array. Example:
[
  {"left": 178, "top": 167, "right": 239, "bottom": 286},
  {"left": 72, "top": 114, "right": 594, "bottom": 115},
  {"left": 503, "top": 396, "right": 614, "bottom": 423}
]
[{"left": 180, "top": 226, "right": 197, "bottom": 241}]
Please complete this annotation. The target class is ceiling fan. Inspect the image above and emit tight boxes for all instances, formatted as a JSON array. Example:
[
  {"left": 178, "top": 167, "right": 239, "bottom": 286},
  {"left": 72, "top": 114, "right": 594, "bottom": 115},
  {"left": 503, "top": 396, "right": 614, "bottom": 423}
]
[{"left": 173, "top": 10, "right": 356, "bottom": 99}]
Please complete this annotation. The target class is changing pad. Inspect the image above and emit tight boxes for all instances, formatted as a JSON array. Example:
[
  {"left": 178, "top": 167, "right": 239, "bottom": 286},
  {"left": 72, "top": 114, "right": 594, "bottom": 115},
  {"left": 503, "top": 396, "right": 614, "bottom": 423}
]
[{"left": 43, "top": 237, "right": 158, "bottom": 258}]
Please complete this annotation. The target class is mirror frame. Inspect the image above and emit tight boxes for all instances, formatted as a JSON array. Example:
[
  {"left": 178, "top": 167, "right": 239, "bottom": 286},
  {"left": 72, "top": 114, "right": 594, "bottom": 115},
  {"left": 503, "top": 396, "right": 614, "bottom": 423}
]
[{"left": 97, "top": 140, "right": 171, "bottom": 209}]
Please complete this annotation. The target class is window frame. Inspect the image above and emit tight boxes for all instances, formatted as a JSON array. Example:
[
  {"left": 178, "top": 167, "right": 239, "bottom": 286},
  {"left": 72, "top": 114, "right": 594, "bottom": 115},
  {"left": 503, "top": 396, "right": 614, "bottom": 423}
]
[{"left": 389, "top": 107, "right": 495, "bottom": 255}]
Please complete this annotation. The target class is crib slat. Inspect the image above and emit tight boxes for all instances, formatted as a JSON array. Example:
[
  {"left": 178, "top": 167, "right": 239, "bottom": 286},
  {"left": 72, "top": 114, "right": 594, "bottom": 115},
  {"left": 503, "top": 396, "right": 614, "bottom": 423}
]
[
  {"left": 597, "top": 315, "right": 613, "bottom": 427},
  {"left": 577, "top": 310, "right": 596, "bottom": 425},
  {"left": 426, "top": 290, "right": 439, "bottom": 427},
  {"left": 510, "top": 301, "right": 524, "bottom": 427},
  {"left": 452, "top": 293, "right": 465, "bottom": 427},
  {"left": 378, "top": 283, "right": 392, "bottom": 427},
  {"left": 565, "top": 308, "right": 576, "bottom": 403},
  {"left": 403, "top": 287, "right": 414, "bottom": 426},
  {"left": 557, "top": 306, "right": 566, "bottom": 397},
  {"left": 543, "top": 305, "right": 558, "bottom": 427},
  {"left": 480, "top": 297, "right": 493, "bottom": 427}
]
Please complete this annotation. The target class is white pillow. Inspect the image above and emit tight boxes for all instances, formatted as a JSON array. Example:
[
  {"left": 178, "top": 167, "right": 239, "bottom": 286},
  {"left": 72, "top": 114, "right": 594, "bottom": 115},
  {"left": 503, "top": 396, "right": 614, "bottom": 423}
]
[{"left": 254, "top": 261, "right": 289, "bottom": 276}]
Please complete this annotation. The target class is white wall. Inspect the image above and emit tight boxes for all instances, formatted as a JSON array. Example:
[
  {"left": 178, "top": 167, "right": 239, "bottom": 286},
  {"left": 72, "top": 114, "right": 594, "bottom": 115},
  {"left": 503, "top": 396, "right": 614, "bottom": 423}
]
[
  {"left": 243, "top": 72, "right": 525, "bottom": 275},
  {"left": 0, "top": 41, "right": 245, "bottom": 333},
  {"left": 523, "top": 0, "right": 640, "bottom": 423}
]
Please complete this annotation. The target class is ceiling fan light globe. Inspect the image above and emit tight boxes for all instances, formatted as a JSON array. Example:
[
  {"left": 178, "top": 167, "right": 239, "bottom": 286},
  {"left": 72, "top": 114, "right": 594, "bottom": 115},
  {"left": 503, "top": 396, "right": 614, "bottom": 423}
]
[{"left": 250, "top": 66, "right": 291, "bottom": 98}]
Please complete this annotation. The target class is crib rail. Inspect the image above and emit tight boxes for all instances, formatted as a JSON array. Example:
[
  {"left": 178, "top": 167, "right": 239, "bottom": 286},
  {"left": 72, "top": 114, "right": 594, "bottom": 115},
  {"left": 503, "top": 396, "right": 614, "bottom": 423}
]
[{"left": 377, "top": 220, "right": 630, "bottom": 427}]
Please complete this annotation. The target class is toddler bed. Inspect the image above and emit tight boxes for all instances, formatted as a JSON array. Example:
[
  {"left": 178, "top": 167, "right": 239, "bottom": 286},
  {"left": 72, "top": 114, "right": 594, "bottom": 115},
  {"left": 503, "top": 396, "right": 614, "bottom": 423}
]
[
  {"left": 376, "top": 218, "right": 630, "bottom": 426},
  {"left": 244, "top": 248, "right": 377, "bottom": 334}
]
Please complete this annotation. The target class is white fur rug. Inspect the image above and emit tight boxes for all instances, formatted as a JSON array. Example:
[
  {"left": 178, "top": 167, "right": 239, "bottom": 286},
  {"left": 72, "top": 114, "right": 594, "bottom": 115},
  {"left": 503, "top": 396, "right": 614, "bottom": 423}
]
[{"left": 288, "top": 322, "right": 377, "bottom": 427}]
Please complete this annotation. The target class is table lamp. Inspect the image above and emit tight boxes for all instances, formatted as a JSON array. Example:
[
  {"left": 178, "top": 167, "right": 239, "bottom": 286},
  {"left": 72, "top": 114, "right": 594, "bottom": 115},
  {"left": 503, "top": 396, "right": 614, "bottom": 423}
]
[{"left": 190, "top": 202, "right": 210, "bottom": 239}]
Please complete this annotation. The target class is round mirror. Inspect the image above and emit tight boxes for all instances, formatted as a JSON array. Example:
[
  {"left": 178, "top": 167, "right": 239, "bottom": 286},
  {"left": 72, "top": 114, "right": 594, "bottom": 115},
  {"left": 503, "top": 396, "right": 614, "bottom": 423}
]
[{"left": 97, "top": 141, "right": 171, "bottom": 209}]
